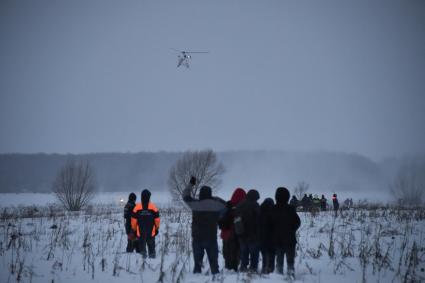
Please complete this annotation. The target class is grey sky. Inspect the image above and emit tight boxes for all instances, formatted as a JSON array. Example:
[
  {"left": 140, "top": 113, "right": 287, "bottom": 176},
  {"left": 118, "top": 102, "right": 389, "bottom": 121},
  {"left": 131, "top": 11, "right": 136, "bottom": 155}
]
[{"left": 1, "top": 0, "right": 424, "bottom": 160}]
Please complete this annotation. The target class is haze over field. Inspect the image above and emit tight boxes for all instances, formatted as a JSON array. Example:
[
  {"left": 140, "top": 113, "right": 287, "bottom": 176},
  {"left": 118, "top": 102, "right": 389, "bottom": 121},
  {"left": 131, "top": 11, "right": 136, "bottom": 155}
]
[{"left": 0, "top": 151, "right": 419, "bottom": 205}]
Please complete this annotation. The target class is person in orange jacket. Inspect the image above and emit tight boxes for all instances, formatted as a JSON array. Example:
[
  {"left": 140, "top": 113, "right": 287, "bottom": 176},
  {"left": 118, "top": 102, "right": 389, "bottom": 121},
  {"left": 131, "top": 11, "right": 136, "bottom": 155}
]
[{"left": 131, "top": 189, "right": 160, "bottom": 258}]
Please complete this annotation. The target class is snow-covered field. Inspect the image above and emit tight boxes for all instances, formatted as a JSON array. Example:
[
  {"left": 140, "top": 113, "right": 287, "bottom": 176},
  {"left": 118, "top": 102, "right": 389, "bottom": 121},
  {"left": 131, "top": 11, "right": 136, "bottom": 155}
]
[{"left": 1, "top": 196, "right": 424, "bottom": 283}]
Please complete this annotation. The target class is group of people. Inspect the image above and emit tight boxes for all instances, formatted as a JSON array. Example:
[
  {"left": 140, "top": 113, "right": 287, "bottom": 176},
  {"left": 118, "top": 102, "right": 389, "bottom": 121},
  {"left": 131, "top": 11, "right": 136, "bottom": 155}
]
[
  {"left": 182, "top": 176, "right": 301, "bottom": 277},
  {"left": 126, "top": 178, "right": 348, "bottom": 278},
  {"left": 289, "top": 193, "right": 340, "bottom": 215}
]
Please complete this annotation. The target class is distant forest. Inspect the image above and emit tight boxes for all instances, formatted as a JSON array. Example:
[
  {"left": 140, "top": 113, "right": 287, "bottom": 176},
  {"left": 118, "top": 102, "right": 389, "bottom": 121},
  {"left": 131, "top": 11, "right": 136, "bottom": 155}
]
[{"left": 0, "top": 151, "right": 407, "bottom": 193}]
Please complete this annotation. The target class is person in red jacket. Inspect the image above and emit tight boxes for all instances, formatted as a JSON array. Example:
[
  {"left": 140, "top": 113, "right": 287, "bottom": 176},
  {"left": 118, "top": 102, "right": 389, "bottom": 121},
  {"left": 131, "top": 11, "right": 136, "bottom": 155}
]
[
  {"left": 131, "top": 189, "right": 160, "bottom": 258},
  {"left": 218, "top": 188, "right": 246, "bottom": 271}
]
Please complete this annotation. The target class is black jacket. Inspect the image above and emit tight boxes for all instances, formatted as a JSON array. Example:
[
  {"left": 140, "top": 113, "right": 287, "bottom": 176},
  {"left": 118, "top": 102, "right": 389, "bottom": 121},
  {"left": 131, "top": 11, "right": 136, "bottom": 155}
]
[
  {"left": 259, "top": 198, "right": 274, "bottom": 248},
  {"left": 218, "top": 201, "right": 234, "bottom": 230},
  {"left": 183, "top": 185, "right": 226, "bottom": 241},
  {"left": 271, "top": 202, "right": 301, "bottom": 247},
  {"left": 234, "top": 190, "right": 260, "bottom": 242},
  {"left": 124, "top": 200, "right": 136, "bottom": 234},
  {"left": 333, "top": 198, "right": 339, "bottom": 210}
]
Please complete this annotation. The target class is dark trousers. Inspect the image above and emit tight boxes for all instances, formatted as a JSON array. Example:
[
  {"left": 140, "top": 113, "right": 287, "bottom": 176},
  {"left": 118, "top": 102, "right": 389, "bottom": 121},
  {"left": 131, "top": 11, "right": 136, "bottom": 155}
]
[
  {"left": 126, "top": 238, "right": 137, "bottom": 253},
  {"left": 138, "top": 237, "right": 156, "bottom": 258},
  {"left": 223, "top": 236, "right": 240, "bottom": 271},
  {"left": 260, "top": 245, "right": 275, "bottom": 274},
  {"left": 239, "top": 240, "right": 259, "bottom": 272},
  {"left": 275, "top": 244, "right": 296, "bottom": 275},
  {"left": 192, "top": 238, "right": 219, "bottom": 274}
]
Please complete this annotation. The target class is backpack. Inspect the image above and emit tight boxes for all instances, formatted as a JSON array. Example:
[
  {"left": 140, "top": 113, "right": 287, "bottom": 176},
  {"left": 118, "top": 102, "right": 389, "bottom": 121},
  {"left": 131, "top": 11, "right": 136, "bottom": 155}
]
[{"left": 218, "top": 205, "right": 234, "bottom": 230}]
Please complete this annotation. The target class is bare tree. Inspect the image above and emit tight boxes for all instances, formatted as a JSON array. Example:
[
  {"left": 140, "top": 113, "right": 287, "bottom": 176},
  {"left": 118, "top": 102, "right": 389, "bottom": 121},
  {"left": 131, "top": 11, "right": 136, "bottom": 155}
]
[
  {"left": 52, "top": 160, "right": 97, "bottom": 211},
  {"left": 168, "top": 149, "right": 225, "bottom": 202},
  {"left": 294, "top": 181, "right": 310, "bottom": 200},
  {"left": 390, "top": 159, "right": 425, "bottom": 206}
]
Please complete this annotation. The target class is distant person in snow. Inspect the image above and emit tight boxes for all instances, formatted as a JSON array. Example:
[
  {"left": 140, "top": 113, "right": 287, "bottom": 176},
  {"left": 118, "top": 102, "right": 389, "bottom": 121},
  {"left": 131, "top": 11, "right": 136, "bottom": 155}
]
[
  {"left": 131, "top": 189, "right": 160, "bottom": 258},
  {"left": 271, "top": 187, "right": 301, "bottom": 278},
  {"left": 259, "top": 198, "right": 275, "bottom": 274},
  {"left": 289, "top": 195, "right": 298, "bottom": 208},
  {"left": 301, "top": 194, "right": 310, "bottom": 212},
  {"left": 332, "top": 193, "right": 339, "bottom": 217},
  {"left": 320, "top": 194, "right": 327, "bottom": 211},
  {"left": 183, "top": 176, "right": 226, "bottom": 275},
  {"left": 312, "top": 194, "right": 321, "bottom": 215},
  {"left": 344, "top": 198, "right": 354, "bottom": 209},
  {"left": 218, "top": 187, "right": 246, "bottom": 271},
  {"left": 234, "top": 189, "right": 261, "bottom": 272},
  {"left": 124, "top": 192, "right": 137, "bottom": 252}
]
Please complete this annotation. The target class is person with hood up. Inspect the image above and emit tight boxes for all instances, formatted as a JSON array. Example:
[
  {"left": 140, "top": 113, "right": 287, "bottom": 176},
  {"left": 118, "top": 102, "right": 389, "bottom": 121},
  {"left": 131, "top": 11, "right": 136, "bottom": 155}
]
[
  {"left": 218, "top": 188, "right": 246, "bottom": 271},
  {"left": 271, "top": 187, "right": 301, "bottom": 278},
  {"left": 131, "top": 189, "right": 160, "bottom": 258},
  {"left": 234, "top": 189, "right": 261, "bottom": 272},
  {"left": 259, "top": 198, "right": 275, "bottom": 274},
  {"left": 183, "top": 176, "right": 226, "bottom": 275},
  {"left": 124, "top": 192, "right": 137, "bottom": 252}
]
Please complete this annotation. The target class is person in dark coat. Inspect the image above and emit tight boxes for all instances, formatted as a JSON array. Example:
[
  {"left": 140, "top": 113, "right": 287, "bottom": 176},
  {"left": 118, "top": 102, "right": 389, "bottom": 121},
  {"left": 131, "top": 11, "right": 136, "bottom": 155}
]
[
  {"left": 271, "top": 187, "right": 301, "bottom": 278},
  {"left": 183, "top": 177, "right": 226, "bottom": 275},
  {"left": 124, "top": 192, "right": 137, "bottom": 252},
  {"left": 308, "top": 194, "right": 313, "bottom": 211},
  {"left": 218, "top": 188, "right": 246, "bottom": 271},
  {"left": 259, "top": 198, "right": 275, "bottom": 274},
  {"left": 234, "top": 189, "right": 261, "bottom": 272},
  {"left": 131, "top": 189, "right": 160, "bottom": 258},
  {"left": 320, "top": 195, "right": 327, "bottom": 211},
  {"left": 301, "top": 194, "right": 310, "bottom": 212},
  {"left": 289, "top": 195, "right": 298, "bottom": 208},
  {"left": 332, "top": 193, "right": 339, "bottom": 217}
]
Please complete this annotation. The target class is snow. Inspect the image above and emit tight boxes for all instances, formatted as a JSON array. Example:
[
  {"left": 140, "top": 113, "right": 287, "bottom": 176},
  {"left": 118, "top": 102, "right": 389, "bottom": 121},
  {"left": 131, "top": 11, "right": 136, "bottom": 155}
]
[{"left": 1, "top": 194, "right": 424, "bottom": 283}]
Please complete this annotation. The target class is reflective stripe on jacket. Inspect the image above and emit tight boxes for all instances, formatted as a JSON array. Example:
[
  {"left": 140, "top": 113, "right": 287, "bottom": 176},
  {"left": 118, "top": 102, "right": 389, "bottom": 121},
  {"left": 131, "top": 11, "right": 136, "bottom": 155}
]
[{"left": 131, "top": 202, "right": 160, "bottom": 237}]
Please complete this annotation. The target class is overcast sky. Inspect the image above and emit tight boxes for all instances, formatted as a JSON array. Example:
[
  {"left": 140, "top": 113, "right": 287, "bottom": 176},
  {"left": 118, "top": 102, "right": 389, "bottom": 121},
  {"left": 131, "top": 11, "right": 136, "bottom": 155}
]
[{"left": 1, "top": 0, "right": 424, "bottom": 160}]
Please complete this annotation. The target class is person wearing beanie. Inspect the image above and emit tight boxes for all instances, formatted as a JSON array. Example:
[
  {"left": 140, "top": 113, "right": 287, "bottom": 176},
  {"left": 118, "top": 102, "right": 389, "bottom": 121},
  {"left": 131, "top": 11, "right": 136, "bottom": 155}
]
[
  {"left": 234, "top": 189, "right": 261, "bottom": 272},
  {"left": 218, "top": 187, "right": 246, "bottom": 271},
  {"left": 131, "top": 189, "right": 160, "bottom": 258},
  {"left": 124, "top": 192, "right": 137, "bottom": 252},
  {"left": 271, "top": 187, "right": 301, "bottom": 278},
  {"left": 183, "top": 176, "right": 226, "bottom": 275}
]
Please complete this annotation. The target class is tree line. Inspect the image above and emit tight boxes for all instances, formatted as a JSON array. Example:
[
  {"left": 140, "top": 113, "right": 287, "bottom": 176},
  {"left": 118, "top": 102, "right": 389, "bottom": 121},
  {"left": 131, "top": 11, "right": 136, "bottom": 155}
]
[{"left": 1, "top": 151, "right": 423, "bottom": 197}]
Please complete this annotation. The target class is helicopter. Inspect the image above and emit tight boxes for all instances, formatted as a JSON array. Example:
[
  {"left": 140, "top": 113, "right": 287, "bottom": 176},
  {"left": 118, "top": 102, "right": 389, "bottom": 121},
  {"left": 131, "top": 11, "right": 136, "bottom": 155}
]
[{"left": 172, "top": 49, "right": 209, "bottom": 68}]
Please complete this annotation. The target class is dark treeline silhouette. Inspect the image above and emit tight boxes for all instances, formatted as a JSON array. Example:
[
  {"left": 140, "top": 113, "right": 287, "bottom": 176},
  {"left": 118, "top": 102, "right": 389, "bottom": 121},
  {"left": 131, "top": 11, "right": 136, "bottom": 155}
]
[
  {"left": 0, "top": 152, "right": 180, "bottom": 193},
  {"left": 0, "top": 150, "right": 414, "bottom": 193}
]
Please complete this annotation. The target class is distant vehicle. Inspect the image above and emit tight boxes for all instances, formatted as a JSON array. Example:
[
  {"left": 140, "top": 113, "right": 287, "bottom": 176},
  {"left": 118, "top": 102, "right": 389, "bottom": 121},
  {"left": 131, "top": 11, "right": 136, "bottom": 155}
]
[{"left": 171, "top": 49, "right": 209, "bottom": 68}]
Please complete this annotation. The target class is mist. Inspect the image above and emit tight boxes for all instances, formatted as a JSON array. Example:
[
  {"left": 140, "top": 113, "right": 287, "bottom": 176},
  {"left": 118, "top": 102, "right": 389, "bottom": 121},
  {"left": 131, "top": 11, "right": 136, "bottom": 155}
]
[{"left": 2, "top": 150, "right": 421, "bottom": 204}]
